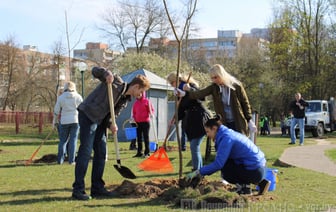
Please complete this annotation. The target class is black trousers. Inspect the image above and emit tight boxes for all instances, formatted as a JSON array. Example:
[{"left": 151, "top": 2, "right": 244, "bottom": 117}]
[
  {"left": 136, "top": 122, "right": 150, "bottom": 155},
  {"left": 221, "top": 159, "right": 265, "bottom": 185}
]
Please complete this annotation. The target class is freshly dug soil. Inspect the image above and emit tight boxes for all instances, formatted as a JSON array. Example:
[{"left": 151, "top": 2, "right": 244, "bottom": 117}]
[
  {"left": 34, "top": 154, "right": 57, "bottom": 163},
  {"left": 23, "top": 154, "right": 275, "bottom": 209},
  {"left": 107, "top": 178, "right": 275, "bottom": 209}
]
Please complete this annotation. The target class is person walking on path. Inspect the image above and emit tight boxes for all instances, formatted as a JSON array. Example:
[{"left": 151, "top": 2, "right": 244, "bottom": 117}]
[
  {"left": 53, "top": 81, "right": 83, "bottom": 164},
  {"left": 167, "top": 72, "right": 211, "bottom": 171},
  {"left": 72, "top": 67, "right": 150, "bottom": 201},
  {"left": 132, "top": 92, "right": 154, "bottom": 158},
  {"left": 288, "top": 92, "right": 309, "bottom": 145},
  {"left": 176, "top": 64, "right": 257, "bottom": 136}
]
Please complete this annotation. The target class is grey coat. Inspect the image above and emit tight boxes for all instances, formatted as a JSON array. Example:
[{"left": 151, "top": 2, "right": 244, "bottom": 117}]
[{"left": 78, "top": 67, "right": 130, "bottom": 125}]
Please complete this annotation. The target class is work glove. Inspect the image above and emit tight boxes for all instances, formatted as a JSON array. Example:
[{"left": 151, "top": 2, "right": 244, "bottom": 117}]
[
  {"left": 248, "top": 119, "right": 257, "bottom": 133},
  {"left": 185, "top": 170, "right": 200, "bottom": 183},
  {"left": 174, "top": 88, "right": 186, "bottom": 97}
]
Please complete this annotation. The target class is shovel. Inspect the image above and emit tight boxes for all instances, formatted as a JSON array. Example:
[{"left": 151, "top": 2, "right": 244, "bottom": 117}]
[{"left": 107, "top": 83, "right": 136, "bottom": 179}]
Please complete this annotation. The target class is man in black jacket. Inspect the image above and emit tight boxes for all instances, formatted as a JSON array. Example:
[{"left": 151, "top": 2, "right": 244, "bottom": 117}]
[{"left": 288, "top": 93, "right": 309, "bottom": 146}]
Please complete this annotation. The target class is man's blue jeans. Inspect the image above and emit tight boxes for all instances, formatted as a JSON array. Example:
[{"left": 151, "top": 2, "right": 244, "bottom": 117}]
[
  {"left": 190, "top": 136, "right": 204, "bottom": 170},
  {"left": 58, "top": 123, "right": 79, "bottom": 164},
  {"left": 73, "top": 111, "right": 107, "bottom": 193},
  {"left": 290, "top": 117, "right": 305, "bottom": 144}
]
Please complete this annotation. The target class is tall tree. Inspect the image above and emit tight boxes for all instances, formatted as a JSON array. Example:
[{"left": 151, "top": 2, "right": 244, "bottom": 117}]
[
  {"left": 99, "top": 0, "right": 170, "bottom": 53},
  {"left": 163, "top": 0, "right": 198, "bottom": 178},
  {"left": 64, "top": 10, "right": 84, "bottom": 80},
  {"left": 0, "top": 36, "right": 24, "bottom": 110},
  {"left": 271, "top": 0, "right": 333, "bottom": 100}
]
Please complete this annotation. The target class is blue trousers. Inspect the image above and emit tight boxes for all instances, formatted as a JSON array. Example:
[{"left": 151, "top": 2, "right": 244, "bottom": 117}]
[
  {"left": 72, "top": 111, "right": 107, "bottom": 193},
  {"left": 290, "top": 117, "right": 305, "bottom": 144},
  {"left": 189, "top": 136, "right": 204, "bottom": 170},
  {"left": 58, "top": 123, "right": 79, "bottom": 164}
]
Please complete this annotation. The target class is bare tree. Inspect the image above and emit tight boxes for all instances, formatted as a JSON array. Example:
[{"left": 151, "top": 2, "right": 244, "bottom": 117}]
[
  {"left": 52, "top": 40, "right": 66, "bottom": 98},
  {"left": 0, "top": 36, "right": 24, "bottom": 110},
  {"left": 64, "top": 10, "right": 85, "bottom": 80},
  {"left": 99, "top": 0, "right": 170, "bottom": 53},
  {"left": 163, "top": 0, "right": 198, "bottom": 178}
]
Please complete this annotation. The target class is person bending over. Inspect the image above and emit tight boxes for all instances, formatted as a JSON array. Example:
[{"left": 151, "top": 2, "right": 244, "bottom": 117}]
[{"left": 185, "top": 114, "right": 270, "bottom": 195}]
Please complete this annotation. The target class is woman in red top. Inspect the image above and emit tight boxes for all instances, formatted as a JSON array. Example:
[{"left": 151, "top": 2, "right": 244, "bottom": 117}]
[{"left": 132, "top": 92, "right": 154, "bottom": 157}]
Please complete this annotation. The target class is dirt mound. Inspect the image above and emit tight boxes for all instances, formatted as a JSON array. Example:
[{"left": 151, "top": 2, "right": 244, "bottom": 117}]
[
  {"left": 107, "top": 178, "right": 274, "bottom": 209},
  {"left": 34, "top": 154, "right": 57, "bottom": 163}
]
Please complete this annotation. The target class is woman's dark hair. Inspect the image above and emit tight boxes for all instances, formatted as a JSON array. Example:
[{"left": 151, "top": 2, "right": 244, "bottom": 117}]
[{"left": 204, "top": 114, "right": 222, "bottom": 128}]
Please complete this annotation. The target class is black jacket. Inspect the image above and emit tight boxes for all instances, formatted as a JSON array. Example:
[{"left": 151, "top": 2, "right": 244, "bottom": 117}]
[
  {"left": 289, "top": 99, "right": 309, "bottom": 118},
  {"left": 178, "top": 84, "right": 210, "bottom": 139}
]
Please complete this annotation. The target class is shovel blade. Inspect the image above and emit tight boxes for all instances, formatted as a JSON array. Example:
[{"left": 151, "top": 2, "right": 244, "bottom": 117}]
[{"left": 114, "top": 164, "right": 136, "bottom": 179}]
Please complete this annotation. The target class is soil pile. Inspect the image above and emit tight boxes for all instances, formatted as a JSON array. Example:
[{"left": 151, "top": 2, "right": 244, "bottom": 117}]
[
  {"left": 108, "top": 178, "right": 274, "bottom": 209},
  {"left": 34, "top": 154, "right": 57, "bottom": 163},
  {"left": 21, "top": 154, "right": 274, "bottom": 209}
]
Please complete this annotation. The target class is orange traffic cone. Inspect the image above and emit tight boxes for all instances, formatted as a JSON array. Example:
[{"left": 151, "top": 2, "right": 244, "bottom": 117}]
[{"left": 138, "top": 147, "right": 173, "bottom": 173}]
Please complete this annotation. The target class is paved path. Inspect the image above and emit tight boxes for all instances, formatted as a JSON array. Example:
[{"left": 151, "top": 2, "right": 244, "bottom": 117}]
[{"left": 279, "top": 139, "right": 336, "bottom": 176}]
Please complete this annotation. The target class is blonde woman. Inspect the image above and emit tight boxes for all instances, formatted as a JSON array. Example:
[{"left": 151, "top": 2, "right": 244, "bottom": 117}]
[
  {"left": 166, "top": 73, "right": 199, "bottom": 151},
  {"left": 176, "top": 64, "right": 256, "bottom": 136}
]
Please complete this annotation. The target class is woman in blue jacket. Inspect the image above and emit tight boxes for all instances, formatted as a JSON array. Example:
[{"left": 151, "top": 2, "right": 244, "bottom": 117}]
[{"left": 185, "top": 114, "right": 270, "bottom": 195}]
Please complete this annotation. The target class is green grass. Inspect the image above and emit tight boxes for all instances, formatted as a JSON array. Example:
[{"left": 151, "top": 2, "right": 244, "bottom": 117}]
[
  {"left": 1, "top": 129, "right": 336, "bottom": 211},
  {"left": 325, "top": 148, "right": 336, "bottom": 163}
]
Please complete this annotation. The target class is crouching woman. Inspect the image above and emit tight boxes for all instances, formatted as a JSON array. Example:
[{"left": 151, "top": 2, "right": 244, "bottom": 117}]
[{"left": 185, "top": 114, "right": 270, "bottom": 195}]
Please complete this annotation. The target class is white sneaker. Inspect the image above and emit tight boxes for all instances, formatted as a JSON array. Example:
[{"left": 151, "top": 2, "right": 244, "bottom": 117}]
[{"left": 222, "top": 179, "right": 229, "bottom": 185}]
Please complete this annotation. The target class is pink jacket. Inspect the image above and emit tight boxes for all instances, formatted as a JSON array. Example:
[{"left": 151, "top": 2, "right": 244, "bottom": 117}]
[{"left": 132, "top": 92, "right": 154, "bottom": 123}]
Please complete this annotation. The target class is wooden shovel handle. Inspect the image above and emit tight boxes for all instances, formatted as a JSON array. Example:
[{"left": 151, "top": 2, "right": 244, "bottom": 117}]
[{"left": 107, "top": 83, "right": 121, "bottom": 163}]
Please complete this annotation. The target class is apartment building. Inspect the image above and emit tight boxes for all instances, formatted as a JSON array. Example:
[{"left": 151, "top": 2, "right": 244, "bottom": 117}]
[
  {"left": 147, "top": 29, "right": 269, "bottom": 60},
  {"left": 73, "top": 42, "right": 122, "bottom": 64}
]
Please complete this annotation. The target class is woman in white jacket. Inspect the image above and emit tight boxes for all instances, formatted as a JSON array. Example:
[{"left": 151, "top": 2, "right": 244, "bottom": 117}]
[{"left": 54, "top": 81, "right": 83, "bottom": 164}]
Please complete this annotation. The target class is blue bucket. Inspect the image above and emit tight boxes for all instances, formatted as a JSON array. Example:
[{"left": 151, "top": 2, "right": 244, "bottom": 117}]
[
  {"left": 266, "top": 168, "right": 278, "bottom": 191},
  {"left": 257, "top": 168, "right": 278, "bottom": 191},
  {"left": 125, "top": 127, "right": 137, "bottom": 140},
  {"left": 149, "top": 141, "right": 157, "bottom": 152}
]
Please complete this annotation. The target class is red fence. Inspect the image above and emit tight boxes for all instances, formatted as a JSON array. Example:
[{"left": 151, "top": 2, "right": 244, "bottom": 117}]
[{"left": 0, "top": 111, "right": 53, "bottom": 134}]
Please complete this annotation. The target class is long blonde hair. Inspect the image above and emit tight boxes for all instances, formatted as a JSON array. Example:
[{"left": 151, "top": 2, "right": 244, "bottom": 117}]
[
  {"left": 166, "top": 72, "right": 199, "bottom": 88},
  {"left": 208, "top": 64, "right": 241, "bottom": 90}
]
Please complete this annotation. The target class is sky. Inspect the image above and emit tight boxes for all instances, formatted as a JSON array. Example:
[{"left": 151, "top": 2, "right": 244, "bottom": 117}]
[{"left": 0, "top": 0, "right": 274, "bottom": 54}]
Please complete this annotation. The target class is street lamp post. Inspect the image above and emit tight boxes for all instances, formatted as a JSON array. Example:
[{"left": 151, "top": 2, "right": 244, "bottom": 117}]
[{"left": 76, "top": 62, "right": 87, "bottom": 98}]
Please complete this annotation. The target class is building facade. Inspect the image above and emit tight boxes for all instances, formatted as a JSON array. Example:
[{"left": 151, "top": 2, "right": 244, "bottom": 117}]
[
  {"left": 146, "top": 29, "right": 269, "bottom": 61},
  {"left": 73, "top": 42, "right": 122, "bottom": 64}
]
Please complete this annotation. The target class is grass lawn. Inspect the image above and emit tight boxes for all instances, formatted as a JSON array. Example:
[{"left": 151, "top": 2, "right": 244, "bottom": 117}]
[
  {"left": 1, "top": 128, "right": 336, "bottom": 211},
  {"left": 325, "top": 149, "right": 336, "bottom": 163}
]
